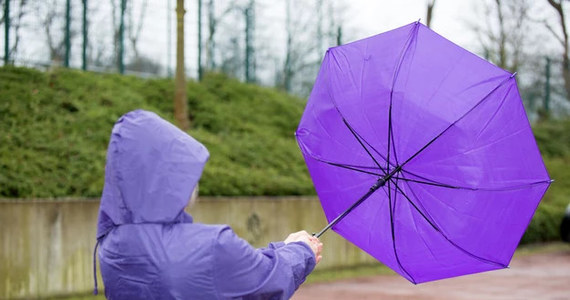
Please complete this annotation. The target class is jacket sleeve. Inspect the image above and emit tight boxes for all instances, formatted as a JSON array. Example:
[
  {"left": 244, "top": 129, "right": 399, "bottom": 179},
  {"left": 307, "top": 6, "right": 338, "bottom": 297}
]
[{"left": 213, "top": 226, "right": 316, "bottom": 300}]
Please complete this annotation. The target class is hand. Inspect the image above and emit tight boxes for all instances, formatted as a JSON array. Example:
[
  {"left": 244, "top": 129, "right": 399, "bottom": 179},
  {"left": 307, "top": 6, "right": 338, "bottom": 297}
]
[{"left": 284, "top": 230, "right": 323, "bottom": 264}]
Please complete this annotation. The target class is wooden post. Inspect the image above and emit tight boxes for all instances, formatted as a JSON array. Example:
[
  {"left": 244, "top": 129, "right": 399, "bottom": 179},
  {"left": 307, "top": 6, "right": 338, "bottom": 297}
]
[{"left": 175, "top": 0, "right": 190, "bottom": 130}]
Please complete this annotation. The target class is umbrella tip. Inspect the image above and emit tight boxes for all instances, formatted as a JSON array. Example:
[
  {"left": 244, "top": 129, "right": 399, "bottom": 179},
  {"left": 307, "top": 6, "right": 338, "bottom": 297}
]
[
  {"left": 510, "top": 72, "right": 517, "bottom": 78},
  {"left": 416, "top": 18, "right": 421, "bottom": 24},
  {"left": 296, "top": 128, "right": 309, "bottom": 136}
]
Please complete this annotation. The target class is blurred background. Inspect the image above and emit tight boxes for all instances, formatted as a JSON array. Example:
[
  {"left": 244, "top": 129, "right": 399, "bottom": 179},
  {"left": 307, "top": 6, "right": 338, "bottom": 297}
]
[
  {"left": 2, "top": 0, "right": 570, "bottom": 113},
  {"left": 1, "top": 0, "right": 569, "bottom": 299}
]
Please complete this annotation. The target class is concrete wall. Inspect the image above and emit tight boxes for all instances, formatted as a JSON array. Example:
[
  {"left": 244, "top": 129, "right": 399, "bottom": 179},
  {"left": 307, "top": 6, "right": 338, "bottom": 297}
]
[{"left": 0, "top": 197, "right": 375, "bottom": 299}]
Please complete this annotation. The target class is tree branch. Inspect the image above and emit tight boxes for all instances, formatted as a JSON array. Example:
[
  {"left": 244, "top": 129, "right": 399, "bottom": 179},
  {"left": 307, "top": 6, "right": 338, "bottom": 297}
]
[{"left": 544, "top": 19, "right": 566, "bottom": 46}]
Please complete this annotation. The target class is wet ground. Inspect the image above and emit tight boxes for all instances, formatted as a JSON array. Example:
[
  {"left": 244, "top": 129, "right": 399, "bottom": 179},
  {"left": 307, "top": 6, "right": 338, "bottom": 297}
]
[{"left": 293, "top": 246, "right": 570, "bottom": 300}]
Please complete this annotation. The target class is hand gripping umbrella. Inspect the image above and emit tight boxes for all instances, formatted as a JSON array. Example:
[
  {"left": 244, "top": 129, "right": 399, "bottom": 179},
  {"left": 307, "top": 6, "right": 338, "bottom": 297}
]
[{"left": 296, "top": 21, "right": 552, "bottom": 284}]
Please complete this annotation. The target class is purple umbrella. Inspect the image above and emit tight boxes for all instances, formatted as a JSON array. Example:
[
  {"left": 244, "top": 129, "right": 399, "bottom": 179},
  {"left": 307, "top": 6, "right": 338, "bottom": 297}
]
[{"left": 296, "top": 21, "right": 552, "bottom": 284}]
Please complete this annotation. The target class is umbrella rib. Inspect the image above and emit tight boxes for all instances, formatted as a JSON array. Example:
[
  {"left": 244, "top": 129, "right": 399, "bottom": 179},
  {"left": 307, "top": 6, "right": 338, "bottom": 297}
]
[
  {"left": 303, "top": 151, "right": 386, "bottom": 177},
  {"left": 324, "top": 161, "right": 385, "bottom": 177},
  {"left": 386, "top": 103, "right": 394, "bottom": 172},
  {"left": 393, "top": 176, "right": 474, "bottom": 190},
  {"left": 397, "top": 74, "right": 515, "bottom": 171},
  {"left": 397, "top": 178, "right": 508, "bottom": 268},
  {"left": 342, "top": 118, "right": 386, "bottom": 173},
  {"left": 387, "top": 179, "right": 417, "bottom": 283},
  {"left": 349, "top": 125, "right": 397, "bottom": 172},
  {"left": 387, "top": 21, "right": 420, "bottom": 172},
  {"left": 389, "top": 111, "right": 400, "bottom": 166},
  {"left": 392, "top": 180, "right": 440, "bottom": 232},
  {"left": 401, "top": 169, "right": 458, "bottom": 186},
  {"left": 399, "top": 169, "right": 494, "bottom": 191},
  {"left": 393, "top": 176, "right": 553, "bottom": 192}
]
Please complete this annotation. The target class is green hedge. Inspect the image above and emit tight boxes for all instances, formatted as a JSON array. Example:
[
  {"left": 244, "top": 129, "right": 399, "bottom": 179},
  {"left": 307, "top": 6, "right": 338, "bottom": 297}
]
[
  {"left": 0, "top": 66, "right": 313, "bottom": 197},
  {"left": 522, "top": 121, "right": 570, "bottom": 243},
  {"left": 0, "top": 66, "right": 568, "bottom": 244}
]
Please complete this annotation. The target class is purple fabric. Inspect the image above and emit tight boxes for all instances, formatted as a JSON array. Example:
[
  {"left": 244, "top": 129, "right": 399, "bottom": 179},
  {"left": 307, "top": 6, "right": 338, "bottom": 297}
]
[
  {"left": 96, "top": 110, "right": 315, "bottom": 299},
  {"left": 296, "top": 21, "right": 551, "bottom": 284}
]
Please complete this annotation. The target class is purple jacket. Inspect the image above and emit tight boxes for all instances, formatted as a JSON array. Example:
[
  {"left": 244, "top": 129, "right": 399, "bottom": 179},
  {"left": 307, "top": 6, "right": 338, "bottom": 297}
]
[{"left": 95, "top": 110, "right": 316, "bottom": 299}]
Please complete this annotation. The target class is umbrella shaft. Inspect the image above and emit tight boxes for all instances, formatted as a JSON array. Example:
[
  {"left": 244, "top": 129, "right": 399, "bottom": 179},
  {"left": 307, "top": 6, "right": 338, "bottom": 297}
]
[{"left": 314, "top": 177, "right": 388, "bottom": 238}]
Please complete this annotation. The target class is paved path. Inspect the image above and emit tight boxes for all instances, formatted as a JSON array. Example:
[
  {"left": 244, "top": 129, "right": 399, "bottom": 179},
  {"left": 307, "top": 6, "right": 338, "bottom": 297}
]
[{"left": 293, "top": 248, "right": 570, "bottom": 300}]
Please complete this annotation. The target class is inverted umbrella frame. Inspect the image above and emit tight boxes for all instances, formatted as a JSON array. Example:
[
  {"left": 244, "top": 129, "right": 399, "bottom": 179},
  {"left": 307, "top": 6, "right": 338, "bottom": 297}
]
[
  {"left": 308, "top": 24, "right": 553, "bottom": 241},
  {"left": 312, "top": 70, "right": 551, "bottom": 236},
  {"left": 302, "top": 20, "right": 552, "bottom": 284},
  {"left": 308, "top": 73, "right": 552, "bottom": 281},
  {"left": 312, "top": 65, "right": 529, "bottom": 238}
]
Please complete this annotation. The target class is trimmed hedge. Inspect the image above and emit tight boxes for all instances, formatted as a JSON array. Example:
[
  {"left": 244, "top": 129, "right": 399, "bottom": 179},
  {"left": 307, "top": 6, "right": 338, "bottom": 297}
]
[{"left": 0, "top": 66, "right": 313, "bottom": 197}]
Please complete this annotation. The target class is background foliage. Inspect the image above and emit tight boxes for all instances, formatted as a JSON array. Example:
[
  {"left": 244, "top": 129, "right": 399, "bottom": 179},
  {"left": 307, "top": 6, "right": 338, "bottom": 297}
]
[{"left": 0, "top": 66, "right": 313, "bottom": 197}]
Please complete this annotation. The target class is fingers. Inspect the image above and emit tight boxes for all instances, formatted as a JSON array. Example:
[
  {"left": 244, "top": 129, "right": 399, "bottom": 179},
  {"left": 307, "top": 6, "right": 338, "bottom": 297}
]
[
  {"left": 283, "top": 230, "right": 324, "bottom": 264},
  {"left": 307, "top": 236, "right": 323, "bottom": 265},
  {"left": 284, "top": 230, "right": 310, "bottom": 244},
  {"left": 313, "top": 240, "right": 323, "bottom": 264}
]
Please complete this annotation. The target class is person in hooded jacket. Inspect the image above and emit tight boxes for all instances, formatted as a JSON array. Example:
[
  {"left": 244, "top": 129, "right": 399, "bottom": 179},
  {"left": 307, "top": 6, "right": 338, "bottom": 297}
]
[{"left": 95, "top": 110, "right": 323, "bottom": 299}]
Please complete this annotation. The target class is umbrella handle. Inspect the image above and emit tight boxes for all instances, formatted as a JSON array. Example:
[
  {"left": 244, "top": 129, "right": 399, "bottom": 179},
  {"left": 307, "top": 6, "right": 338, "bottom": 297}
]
[{"left": 313, "top": 177, "right": 387, "bottom": 238}]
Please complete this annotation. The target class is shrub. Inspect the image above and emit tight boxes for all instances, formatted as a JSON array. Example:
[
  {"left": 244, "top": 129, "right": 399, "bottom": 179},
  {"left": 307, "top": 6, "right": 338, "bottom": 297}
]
[{"left": 0, "top": 67, "right": 314, "bottom": 197}]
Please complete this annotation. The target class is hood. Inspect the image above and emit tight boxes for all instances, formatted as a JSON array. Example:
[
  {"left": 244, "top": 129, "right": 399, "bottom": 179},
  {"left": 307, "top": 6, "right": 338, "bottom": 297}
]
[{"left": 97, "top": 110, "right": 209, "bottom": 238}]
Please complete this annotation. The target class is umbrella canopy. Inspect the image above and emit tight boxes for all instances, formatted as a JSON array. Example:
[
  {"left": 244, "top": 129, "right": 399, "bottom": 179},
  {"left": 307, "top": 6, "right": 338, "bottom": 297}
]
[{"left": 296, "top": 21, "right": 552, "bottom": 284}]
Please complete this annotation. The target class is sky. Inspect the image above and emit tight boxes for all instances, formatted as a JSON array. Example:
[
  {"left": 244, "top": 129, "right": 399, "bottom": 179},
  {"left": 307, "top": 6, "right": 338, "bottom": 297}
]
[
  {"left": 345, "top": 0, "right": 477, "bottom": 49},
  {"left": 1, "top": 0, "right": 563, "bottom": 80}
]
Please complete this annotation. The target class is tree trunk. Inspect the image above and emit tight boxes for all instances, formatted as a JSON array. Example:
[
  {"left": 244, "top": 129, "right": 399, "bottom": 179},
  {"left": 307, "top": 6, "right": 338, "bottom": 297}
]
[
  {"left": 4, "top": 0, "right": 9, "bottom": 65},
  {"left": 206, "top": 0, "right": 215, "bottom": 70},
  {"left": 547, "top": 0, "right": 570, "bottom": 100},
  {"left": 127, "top": 0, "right": 148, "bottom": 61},
  {"left": 174, "top": 0, "right": 189, "bottom": 130},
  {"left": 426, "top": 0, "right": 436, "bottom": 28},
  {"left": 244, "top": 0, "right": 255, "bottom": 83},
  {"left": 283, "top": 0, "right": 292, "bottom": 92},
  {"left": 198, "top": 0, "right": 203, "bottom": 80},
  {"left": 495, "top": 0, "right": 507, "bottom": 69}
]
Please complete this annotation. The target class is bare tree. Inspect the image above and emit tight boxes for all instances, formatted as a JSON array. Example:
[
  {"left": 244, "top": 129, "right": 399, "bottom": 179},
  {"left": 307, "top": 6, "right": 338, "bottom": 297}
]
[
  {"left": 1, "top": 0, "right": 28, "bottom": 61},
  {"left": 213, "top": 2, "right": 245, "bottom": 80},
  {"left": 545, "top": 0, "right": 570, "bottom": 100},
  {"left": 470, "top": 0, "right": 531, "bottom": 72},
  {"left": 127, "top": 0, "right": 148, "bottom": 60},
  {"left": 278, "top": 0, "right": 346, "bottom": 95},
  {"left": 316, "top": 0, "right": 324, "bottom": 58},
  {"left": 244, "top": 0, "right": 255, "bottom": 82},
  {"left": 219, "top": 36, "right": 242, "bottom": 77},
  {"left": 35, "top": 0, "right": 74, "bottom": 64},
  {"left": 205, "top": 0, "right": 238, "bottom": 70},
  {"left": 279, "top": 0, "right": 319, "bottom": 93},
  {"left": 492, "top": 0, "right": 508, "bottom": 68},
  {"left": 327, "top": 0, "right": 347, "bottom": 47},
  {"left": 110, "top": 0, "right": 119, "bottom": 65},
  {"left": 126, "top": 0, "right": 158, "bottom": 73},
  {"left": 282, "top": 0, "right": 293, "bottom": 92},
  {"left": 77, "top": 3, "right": 106, "bottom": 69},
  {"left": 426, "top": 0, "right": 436, "bottom": 28}
]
